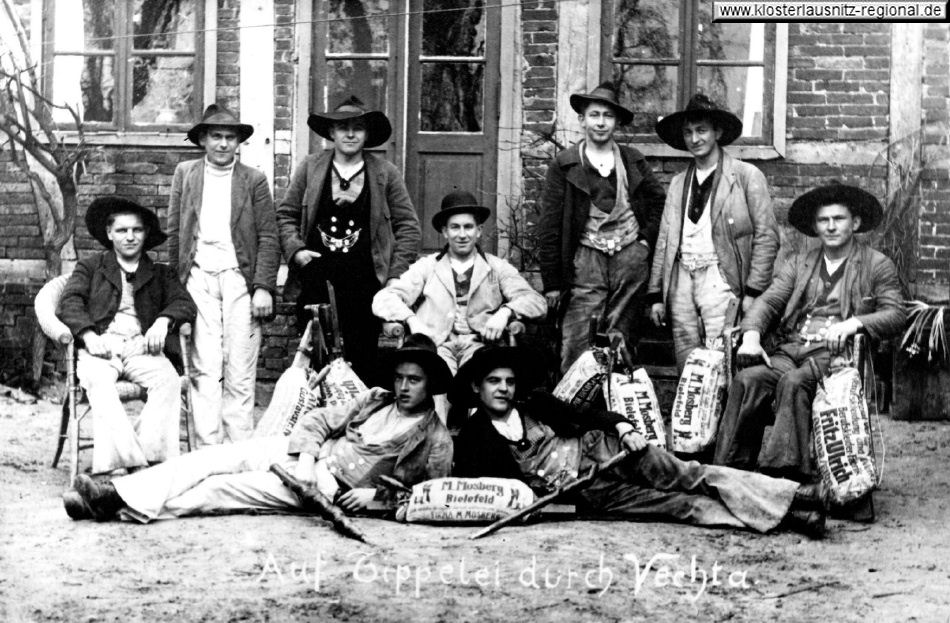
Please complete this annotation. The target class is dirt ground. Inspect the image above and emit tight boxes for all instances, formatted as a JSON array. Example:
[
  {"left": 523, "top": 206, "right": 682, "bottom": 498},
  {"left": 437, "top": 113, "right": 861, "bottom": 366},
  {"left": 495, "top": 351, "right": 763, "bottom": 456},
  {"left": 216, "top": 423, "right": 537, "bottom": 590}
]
[{"left": 2, "top": 391, "right": 950, "bottom": 623}]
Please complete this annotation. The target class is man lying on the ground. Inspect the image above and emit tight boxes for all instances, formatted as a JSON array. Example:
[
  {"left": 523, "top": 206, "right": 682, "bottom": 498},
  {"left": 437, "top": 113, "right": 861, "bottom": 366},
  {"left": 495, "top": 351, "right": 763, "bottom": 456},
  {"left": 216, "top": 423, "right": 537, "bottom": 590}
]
[
  {"left": 62, "top": 334, "right": 453, "bottom": 522},
  {"left": 451, "top": 346, "right": 830, "bottom": 537},
  {"left": 713, "top": 182, "right": 906, "bottom": 482}
]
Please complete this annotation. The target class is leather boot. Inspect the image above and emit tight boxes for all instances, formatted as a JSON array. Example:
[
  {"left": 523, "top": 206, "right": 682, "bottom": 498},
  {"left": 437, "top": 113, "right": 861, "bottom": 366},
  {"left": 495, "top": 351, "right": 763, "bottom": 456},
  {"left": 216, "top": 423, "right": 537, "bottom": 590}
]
[
  {"left": 63, "top": 490, "right": 94, "bottom": 520},
  {"left": 785, "top": 509, "right": 827, "bottom": 539},
  {"left": 74, "top": 474, "right": 125, "bottom": 521},
  {"left": 792, "top": 481, "right": 831, "bottom": 512}
]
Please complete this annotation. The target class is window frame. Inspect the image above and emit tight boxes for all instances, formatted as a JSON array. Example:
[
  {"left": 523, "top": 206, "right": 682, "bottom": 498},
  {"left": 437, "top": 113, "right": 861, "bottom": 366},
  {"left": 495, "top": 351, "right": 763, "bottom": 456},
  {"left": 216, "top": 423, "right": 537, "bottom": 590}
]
[
  {"left": 40, "top": 0, "right": 213, "bottom": 145},
  {"left": 600, "top": 0, "right": 787, "bottom": 159}
]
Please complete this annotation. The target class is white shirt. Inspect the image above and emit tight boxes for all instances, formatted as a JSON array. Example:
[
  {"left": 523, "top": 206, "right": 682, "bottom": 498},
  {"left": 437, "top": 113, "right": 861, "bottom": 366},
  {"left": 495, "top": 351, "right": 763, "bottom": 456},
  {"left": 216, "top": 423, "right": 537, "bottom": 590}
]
[
  {"left": 491, "top": 408, "right": 524, "bottom": 442},
  {"left": 193, "top": 158, "right": 239, "bottom": 273}
]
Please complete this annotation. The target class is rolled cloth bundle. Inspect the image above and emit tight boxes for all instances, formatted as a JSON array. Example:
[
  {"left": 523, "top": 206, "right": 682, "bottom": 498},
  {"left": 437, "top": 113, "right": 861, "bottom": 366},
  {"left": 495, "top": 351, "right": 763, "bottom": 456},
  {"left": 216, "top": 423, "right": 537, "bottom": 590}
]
[
  {"left": 670, "top": 348, "right": 727, "bottom": 454},
  {"left": 553, "top": 348, "right": 610, "bottom": 408},
  {"left": 604, "top": 370, "right": 667, "bottom": 448}
]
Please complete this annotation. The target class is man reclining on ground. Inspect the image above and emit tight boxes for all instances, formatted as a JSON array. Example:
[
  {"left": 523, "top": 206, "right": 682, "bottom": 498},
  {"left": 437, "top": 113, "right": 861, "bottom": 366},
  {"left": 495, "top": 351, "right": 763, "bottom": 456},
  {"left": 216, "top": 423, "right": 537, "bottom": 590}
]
[
  {"left": 451, "top": 346, "right": 831, "bottom": 537},
  {"left": 63, "top": 334, "right": 453, "bottom": 522}
]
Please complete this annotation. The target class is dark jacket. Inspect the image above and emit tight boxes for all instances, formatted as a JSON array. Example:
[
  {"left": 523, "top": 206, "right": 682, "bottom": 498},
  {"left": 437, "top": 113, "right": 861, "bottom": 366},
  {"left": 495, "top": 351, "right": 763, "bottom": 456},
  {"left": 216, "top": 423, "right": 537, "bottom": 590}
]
[
  {"left": 741, "top": 242, "right": 907, "bottom": 343},
  {"left": 166, "top": 158, "right": 281, "bottom": 299},
  {"left": 452, "top": 390, "right": 625, "bottom": 479},
  {"left": 57, "top": 251, "right": 197, "bottom": 352},
  {"left": 276, "top": 150, "right": 421, "bottom": 298},
  {"left": 537, "top": 143, "right": 666, "bottom": 294}
]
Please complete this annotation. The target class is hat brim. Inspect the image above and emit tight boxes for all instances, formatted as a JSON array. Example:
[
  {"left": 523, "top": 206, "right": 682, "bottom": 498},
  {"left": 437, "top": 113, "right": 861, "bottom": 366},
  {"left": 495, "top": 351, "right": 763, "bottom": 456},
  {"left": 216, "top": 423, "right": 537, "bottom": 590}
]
[
  {"left": 655, "top": 109, "right": 743, "bottom": 150},
  {"left": 307, "top": 110, "right": 393, "bottom": 149},
  {"left": 449, "top": 345, "right": 542, "bottom": 409},
  {"left": 787, "top": 184, "right": 884, "bottom": 237},
  {"left": 431, "top": 205, "right": 491, "bottom": 231},
  {"left": 85, "top": 197, "right": 167, "bottom": 251},
  {"left": 569, "top": 93, "right": 634, "bottom": 126},
  {"left": 186, "top": 122, "right": 255, "bottom": 146},
  {"left": 385, "top": 347, "right": 453, "bottom": 395}
]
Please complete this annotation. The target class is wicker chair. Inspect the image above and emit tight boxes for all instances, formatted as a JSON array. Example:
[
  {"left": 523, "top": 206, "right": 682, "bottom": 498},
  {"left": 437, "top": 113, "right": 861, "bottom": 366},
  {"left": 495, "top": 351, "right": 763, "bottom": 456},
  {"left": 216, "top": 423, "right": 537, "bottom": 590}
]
[{"left": 34, "top": 274, "right": 196, "bottom": 482}]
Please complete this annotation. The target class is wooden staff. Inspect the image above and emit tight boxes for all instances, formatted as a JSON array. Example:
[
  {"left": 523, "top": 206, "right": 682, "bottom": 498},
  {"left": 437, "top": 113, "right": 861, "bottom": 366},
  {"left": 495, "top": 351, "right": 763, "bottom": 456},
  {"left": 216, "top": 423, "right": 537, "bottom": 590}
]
[{"left": 270, "top": 464, "right": 370, "bottom": 544}]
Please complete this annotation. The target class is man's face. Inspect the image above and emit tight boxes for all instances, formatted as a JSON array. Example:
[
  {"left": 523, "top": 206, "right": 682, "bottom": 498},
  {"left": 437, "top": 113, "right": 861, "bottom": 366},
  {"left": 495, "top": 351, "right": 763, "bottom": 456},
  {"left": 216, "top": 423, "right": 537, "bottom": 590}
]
[
  {"left": 106, "top": 212, "right": 146, "bottom": 262},
  {"left": 813, "top": 203, "right": 861, "bottom": 251},
  {"left": 442, "top": 213, "right": 481, "bottom": 259},
  {"left": 330, "top": 120, "right": 368, "bottom": 157},
  {"left": 199, "top": 127, "right": 239, "bottom": 166},
  {"left": 393, "top": 361, "right": 429, "bottom": 413},
  {"left": 682, "top": 119, "right": 722, "bottom": 160},
  {"left": 579, "top": 102, "right": 617, "bottom": 147},
  {"left": 473, "top": 366, "right": 516, "bottom": 418}
]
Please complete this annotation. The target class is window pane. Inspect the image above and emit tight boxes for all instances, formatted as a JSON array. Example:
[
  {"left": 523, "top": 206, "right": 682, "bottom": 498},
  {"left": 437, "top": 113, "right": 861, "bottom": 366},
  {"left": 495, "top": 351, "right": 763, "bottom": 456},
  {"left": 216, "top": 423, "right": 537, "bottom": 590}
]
[
  {"left": 420, "top": 62, "right": 483, "bottom": 132},
  {"left": 612, "top": 0, "right": 680, "bottom": 61},
  {"left": 132, "top": 0, "right": 197, "bottom": 51},
  {"left": 327, "top": 0, "right": 390, "bottom": 54},
  {"left": 325, "top": 59, "right": 388, "bottom": 112},
  {"left": 612, "top": 64, "right": 678, "bottom": 135},
  {"left": 696, "top": 66, "right": 766, "bottom": 139},
  {"left": 130, "top": 55, "right": 195, "bottom": 125},
  {"left": 55, "top": 0, "right": 115, "bottom": 51},
  {"left": 52, "top": 56, "right": 115, "bottom": 123},
  {"left": 696, "top": 17, "right": 766, "bottom": 62},
  {"left": 422, "top": 0, "right": 485, "bottom": 57}
]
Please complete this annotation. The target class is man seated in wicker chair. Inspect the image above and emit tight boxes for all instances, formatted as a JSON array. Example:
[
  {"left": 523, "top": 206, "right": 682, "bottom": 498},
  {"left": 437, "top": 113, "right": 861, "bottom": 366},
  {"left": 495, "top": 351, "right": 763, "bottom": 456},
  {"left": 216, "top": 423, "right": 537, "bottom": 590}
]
[{"left": 57, "top": 196, "right": 196, "bottom": 476}]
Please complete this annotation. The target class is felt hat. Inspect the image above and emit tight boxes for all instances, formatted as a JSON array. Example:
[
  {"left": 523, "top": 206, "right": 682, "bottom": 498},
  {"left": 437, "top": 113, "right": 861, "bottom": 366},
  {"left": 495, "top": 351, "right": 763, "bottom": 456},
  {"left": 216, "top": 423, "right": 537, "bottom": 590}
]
[
  {"left": 186, "top": 103, "right": 254, "bottom": 146},
  {"left": 307, "top": 95, "right": 393, "bottom": 149},
  {"left": 655, "top": 93, "right": 743, "bottom": 150},
  {"left": 431, "top": 190, "right": 491, "bottom": 231},
  {"left": 449, "top": 344, "right": 542, "bottom": 409},
  {"left": 385, "top": 333, "right": 453, "bottom": 395},
  {"left": 569, "top": 82, "right": 634, "bottom": 126},
  {"left": 787, "top": 182, "right": 884, "bottom": 237},
  {"left": 85, "top": 196, "right": 167, "bottom": 250}
]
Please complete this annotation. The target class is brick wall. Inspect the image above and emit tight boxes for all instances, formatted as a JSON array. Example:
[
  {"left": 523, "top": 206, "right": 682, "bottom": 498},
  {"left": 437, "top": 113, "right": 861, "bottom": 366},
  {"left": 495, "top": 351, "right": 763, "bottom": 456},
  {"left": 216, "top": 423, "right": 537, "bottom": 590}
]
[{"left": 216, "top": 0, "right": 240, "bottom": 112}]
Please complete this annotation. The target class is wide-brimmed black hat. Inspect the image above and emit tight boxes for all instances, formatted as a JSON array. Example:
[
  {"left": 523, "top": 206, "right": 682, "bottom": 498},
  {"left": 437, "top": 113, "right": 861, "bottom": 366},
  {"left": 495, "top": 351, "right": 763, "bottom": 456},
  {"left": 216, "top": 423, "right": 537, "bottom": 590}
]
[
  {"left": 307, "top": 95, "right": 392, "bottom": 149},
  {"left": 385, "top": 333, "right": 453, "bottom": 395},
  {"left": 569, "top": 82, "right": 634, "bottom": 126},
  {"left": 449, "top": 345, "right": 542, "bottom": 408},
  {"left": 186, "top": 104, "right": 254, "bottom": 146},
  {"left": 85, "top": 196, "right": 167, "bottom": 250},
  {"left": 431, "top": 190, "right": 491, "bottom": 231},
  {"left": 655, "top": 93, "right": 743, "bottom": 150},
  {"left": 787, "top": 182, "right": 884, "bottom": 237}
]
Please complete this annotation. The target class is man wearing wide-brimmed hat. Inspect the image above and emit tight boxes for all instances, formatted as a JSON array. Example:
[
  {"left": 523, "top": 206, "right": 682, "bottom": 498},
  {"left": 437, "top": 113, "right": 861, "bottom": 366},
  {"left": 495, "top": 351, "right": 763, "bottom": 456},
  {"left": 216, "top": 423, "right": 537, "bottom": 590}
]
[
  {"left": 372, "top": 190, "right": 546, "bottom": 374},
  {"left": 277, "top": 96, "right": 421, "bottom": 385},
  {"left": 714, "top": 183, "right": 906, "bottom": 482},
  {"left": 62, "top": 334, "right": 453, "bottom": 522},
  {"left": 167, "top": 103, "right": 281, "bottom": 447},
  {"left": 648, "top": 94, "right": 779, "bottom": 369},
  {"left": 451, "top": 345, "right": 831, "bottom": 537},
  {"left": 538, "top": 82, "right": 666, "bottom": 373},
  {"left": 57, "top": 196, "right": 196, "bottom": 475}
]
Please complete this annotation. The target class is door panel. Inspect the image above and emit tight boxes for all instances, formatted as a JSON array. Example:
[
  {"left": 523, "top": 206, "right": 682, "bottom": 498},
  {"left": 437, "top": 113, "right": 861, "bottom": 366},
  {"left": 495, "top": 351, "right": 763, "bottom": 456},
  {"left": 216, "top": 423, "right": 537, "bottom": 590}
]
[{"left": 418, "top": 154, "right": 483, "bottom": 249}]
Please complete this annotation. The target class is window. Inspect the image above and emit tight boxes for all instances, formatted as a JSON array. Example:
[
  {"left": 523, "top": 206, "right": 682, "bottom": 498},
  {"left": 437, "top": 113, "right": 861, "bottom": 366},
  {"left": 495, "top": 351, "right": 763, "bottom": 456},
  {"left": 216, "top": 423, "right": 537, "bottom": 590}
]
[
  {"left": 43, "top": 0, "right": 204, "bottom": 132},
  {"left": 602, "top": 0, "right": 786, "bottom": 155}
]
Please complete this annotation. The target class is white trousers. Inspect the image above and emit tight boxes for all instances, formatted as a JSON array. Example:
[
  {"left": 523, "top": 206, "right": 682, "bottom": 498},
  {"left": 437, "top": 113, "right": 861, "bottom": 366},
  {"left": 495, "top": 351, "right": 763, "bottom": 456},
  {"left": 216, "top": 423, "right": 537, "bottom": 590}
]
[
  {"left": 187, "top": 266, "right": 261, "bottom": 446},
  {"left": 670, "top": 262, "right": 736, "bottom": 369},
  {"left": 113, "top": 435, "right": 302, "bottom": 522},
  {"left": 77, "top": 344, "right": 181, "bottom": 474}
]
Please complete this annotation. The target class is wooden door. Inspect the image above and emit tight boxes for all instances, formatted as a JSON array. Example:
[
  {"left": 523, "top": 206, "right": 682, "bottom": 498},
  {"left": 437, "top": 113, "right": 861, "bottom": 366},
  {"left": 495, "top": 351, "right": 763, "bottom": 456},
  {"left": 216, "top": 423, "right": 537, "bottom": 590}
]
[{"left": 405, "top": 0, "right": 500, "bottom": 253}]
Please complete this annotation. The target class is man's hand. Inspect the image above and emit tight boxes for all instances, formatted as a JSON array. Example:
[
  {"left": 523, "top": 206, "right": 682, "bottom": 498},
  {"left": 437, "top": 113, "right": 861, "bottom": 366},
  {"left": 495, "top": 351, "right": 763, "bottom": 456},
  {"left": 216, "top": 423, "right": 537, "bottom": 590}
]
[
  {"left": 337, "top": 488, "right": 376, "bottom": 513},
  {"left": 406, "top": 315, "right": 430, "bottom": 336},
  {"left": 741, "top": 294, "right": 755, "bottom": 315},
  {"left": 294, "top": 452, "right": 317, "bottom": 487},
  {"left": 144, "top": 317, "right": 170, "bottom": 355},
  {"left": 825, "top": 317, "right": 862, "bottom": 354},
  {"left": 294, "top": 249, "right": 322, "bottom": 267},
  {"left": 481, "top": 307, "right": 512, "bottom": 342},
  {"left": 737, "top": 330, "right": 771, "bottom": 368},
  {"left": 82, "top": 330, "right": 111, "bottom": 358},
  {"left": 544, "top": 290, "right": 561, "bottom": 312},
  {"left": 616, "top": 423, "right": 648, "bottom": 453},
  {"left": 650, "top": 302, "right": 666, "bottom": 327},
  {"left": 251, "top": 288, "right": 273, "bottom": 319}
]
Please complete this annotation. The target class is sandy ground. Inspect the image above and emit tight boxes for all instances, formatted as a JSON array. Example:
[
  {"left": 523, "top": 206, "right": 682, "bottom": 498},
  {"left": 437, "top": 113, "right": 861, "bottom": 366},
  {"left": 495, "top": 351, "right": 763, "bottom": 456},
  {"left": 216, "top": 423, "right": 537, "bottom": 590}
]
[{"left": 2, "top": 391, "right": 950, "bottom": 623}]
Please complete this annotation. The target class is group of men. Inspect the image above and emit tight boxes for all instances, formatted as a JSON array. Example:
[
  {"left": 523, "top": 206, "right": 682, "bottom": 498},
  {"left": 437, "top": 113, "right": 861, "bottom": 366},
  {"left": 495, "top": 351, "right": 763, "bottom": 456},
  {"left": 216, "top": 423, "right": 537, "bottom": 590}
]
[{"left": 58, "top": 81, "right": 905, "bottom": 537}]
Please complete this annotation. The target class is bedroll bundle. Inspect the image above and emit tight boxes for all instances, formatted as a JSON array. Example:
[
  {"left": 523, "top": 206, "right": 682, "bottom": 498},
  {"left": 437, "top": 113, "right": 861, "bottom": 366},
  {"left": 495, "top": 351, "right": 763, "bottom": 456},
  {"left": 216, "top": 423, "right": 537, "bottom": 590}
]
[
  {"left": 398, "top": 477, "right": 536, "bottom": 524},
  {"left": 671, "top": 348, "right": 727, "bottom": 454},
  {"left": 253, "top": 366, "right": 322, "bottom": 437},
  {"left": 553, "top": 348, "right": 610, "bottom": 407},
  {"left": 812, "top": 366, "right": 877, "bottom": 505},
  {"left": 604, "top": 370, "right": 667, "bottom": 448},
  {"left": 321, "top": 358, "right": 368, "bottom": 409}
]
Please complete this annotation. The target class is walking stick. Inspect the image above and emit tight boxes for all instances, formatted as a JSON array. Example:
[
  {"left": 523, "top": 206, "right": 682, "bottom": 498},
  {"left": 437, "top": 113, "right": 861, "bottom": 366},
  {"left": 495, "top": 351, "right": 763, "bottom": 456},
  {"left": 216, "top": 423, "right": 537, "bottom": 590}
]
[
  {"left": 270, "top": 464, "right": 370, "bottom": 544},
  {"left": 469, "top": 449, "right": 638, "bottom": 540}
]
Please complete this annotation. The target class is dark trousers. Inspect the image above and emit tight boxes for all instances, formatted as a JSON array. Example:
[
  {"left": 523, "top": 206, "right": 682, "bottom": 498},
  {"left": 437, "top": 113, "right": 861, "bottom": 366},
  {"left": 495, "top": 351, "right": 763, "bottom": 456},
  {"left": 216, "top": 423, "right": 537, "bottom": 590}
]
[{"left": 713, "top": 342, "right": 831, "bottom": 481}]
